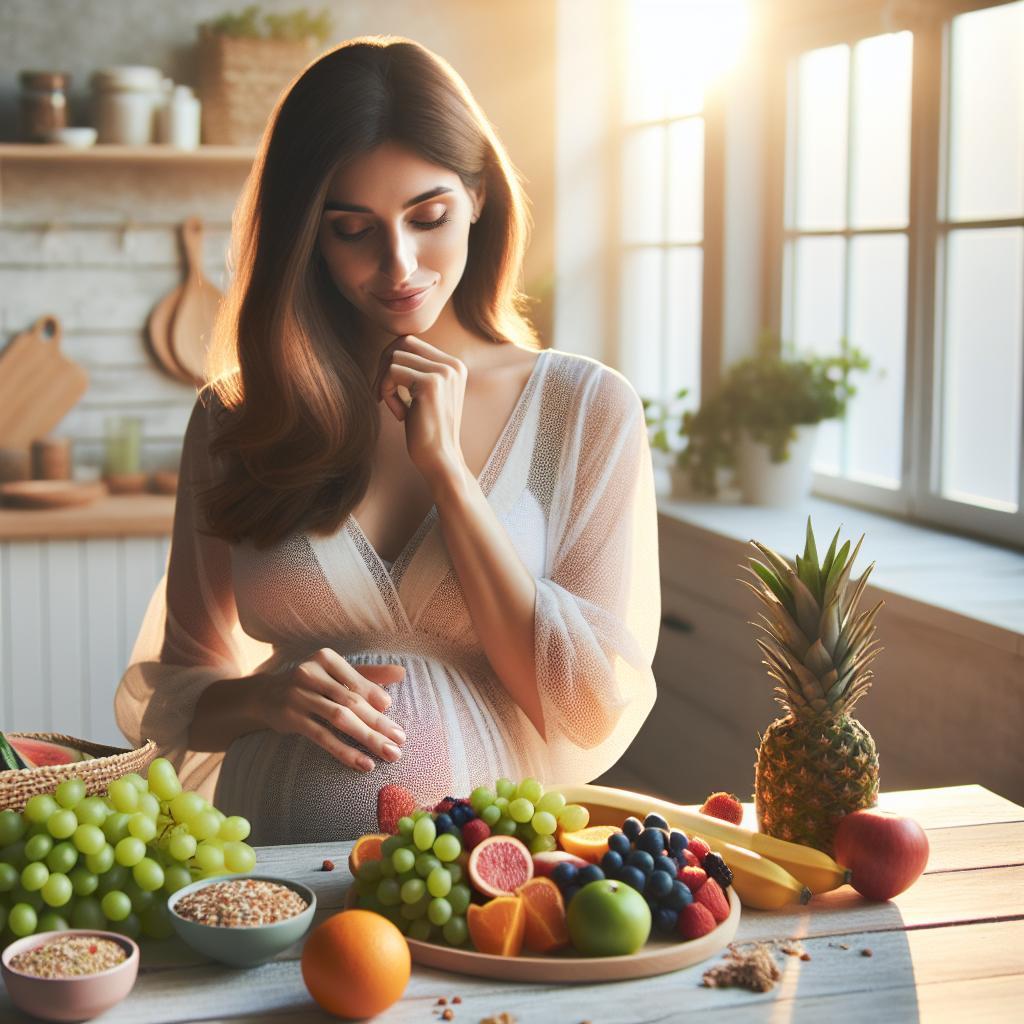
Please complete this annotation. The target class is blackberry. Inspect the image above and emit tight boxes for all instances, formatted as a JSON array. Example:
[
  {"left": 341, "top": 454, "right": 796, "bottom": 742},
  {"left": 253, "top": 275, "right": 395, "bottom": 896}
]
[{"left": 702, "top": 852, "right": 733, "bottom": 890}]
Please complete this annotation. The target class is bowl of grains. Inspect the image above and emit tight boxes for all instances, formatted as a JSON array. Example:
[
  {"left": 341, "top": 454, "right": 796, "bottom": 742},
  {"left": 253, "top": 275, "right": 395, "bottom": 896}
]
[
  {"left": 1, "top": 930, "right": 139, "bottom": 1022},
  {"left": 167, "top": 874, "right": 317, "bottom": 967}
]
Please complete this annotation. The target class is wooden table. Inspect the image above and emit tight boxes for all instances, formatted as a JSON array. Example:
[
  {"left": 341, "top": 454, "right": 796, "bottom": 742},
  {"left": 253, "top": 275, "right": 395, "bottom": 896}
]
[{"left": 2, "top": 785, "right": 1022, "bottom": 1022}]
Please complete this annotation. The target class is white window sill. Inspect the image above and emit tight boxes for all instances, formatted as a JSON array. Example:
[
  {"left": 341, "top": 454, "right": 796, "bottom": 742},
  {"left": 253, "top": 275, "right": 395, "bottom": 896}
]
[{"left": 655, "top": 491, "right": 1024, "bottom": 657}]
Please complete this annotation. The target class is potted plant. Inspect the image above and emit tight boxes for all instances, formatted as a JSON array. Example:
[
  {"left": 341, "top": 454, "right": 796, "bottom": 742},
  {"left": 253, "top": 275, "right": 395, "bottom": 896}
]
[
  {"left": 642, "top": 387, "right": 690, "bottom": 497},
  {"left": 677, "top": 330, "right": 870, "bottom": 505}
]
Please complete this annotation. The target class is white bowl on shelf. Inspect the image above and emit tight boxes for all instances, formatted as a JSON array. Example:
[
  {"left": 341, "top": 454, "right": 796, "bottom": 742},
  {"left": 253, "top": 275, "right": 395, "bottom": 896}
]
[{"left": 45, "top": 127, "right": 98, "bottom": 148}]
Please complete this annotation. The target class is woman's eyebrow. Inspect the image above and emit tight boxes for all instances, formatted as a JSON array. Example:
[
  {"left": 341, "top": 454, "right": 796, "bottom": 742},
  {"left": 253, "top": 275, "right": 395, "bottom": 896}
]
[{"left": 324, "top": 186, "right": 453, "bottom": 213}]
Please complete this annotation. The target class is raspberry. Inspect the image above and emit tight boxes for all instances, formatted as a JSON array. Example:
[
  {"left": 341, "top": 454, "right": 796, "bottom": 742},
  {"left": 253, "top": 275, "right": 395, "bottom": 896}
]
[
  {"left": 677, "top": 902, "right": 717, "bottom": 940},
  {"left": 695, "top": 877, "right": 730, "bottom": 923},
  {"left": 700, "top": 792, "right": 744, "bottom": 826},
  {"left": 459, "top": 818, "right": 492, "bottom": 850},
  {"left": 433, "top": 797, "right": 457, "bottom": 814},
  {"left": 687, "top": 836, "right": 711, "bottom": 862},
  {"left": 683, "top": 848, "right": 701, "bottom": 868},
  {"left": 377, "top": 783, "right": 418, "bottom": 834},
  {"left": 677, "top": 865, "right": 708, "bottom": 894}
]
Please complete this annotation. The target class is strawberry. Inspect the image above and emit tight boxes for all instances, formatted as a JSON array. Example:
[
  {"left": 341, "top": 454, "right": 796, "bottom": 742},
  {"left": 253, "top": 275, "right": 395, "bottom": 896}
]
[
  {"left": 687, "top": 836, "right": 711, "bottom": 862},
  {"left": 695, "top": 877, "right": 730, "bottom": 923},
  {"left": 677, "top": 902, "right": 717, "bottom": 940},
  {"left": 700, "top": 792, "right": 744, "bottom": 826},
  {"left": 459, "top": 818, "right": 491, "bottom": 851},
  {"left": 677, "top": 865, "right": 708, "bottom": 894},
  {"left": 683, "top": 848, "right": 701, "bottom": 868},
  {"left": 377, "top": 783, "right": 418, "bottom": 834},
  {"left": 433, "top": 797, "right": 458, "bottom": 814}
]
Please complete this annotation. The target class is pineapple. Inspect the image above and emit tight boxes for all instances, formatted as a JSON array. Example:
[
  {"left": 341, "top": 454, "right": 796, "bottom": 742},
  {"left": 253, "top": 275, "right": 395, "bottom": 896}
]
[{"left": 742, "top": 516, "right": 884, "bottom": 855}]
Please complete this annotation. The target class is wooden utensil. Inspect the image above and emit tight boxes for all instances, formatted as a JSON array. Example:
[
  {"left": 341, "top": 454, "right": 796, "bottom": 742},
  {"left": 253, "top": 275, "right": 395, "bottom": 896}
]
[
  {"left": 167, "top": 216, "right": 222, "bottom": 386},
  {"left": 0, "top": 479, "right": 107, "bottom": 509},
  {"left": 147, "top": 276, "right": 192, "bottom": 384},
  {"left": 0, "top": 316, "right": 88, "bottom": 449}
]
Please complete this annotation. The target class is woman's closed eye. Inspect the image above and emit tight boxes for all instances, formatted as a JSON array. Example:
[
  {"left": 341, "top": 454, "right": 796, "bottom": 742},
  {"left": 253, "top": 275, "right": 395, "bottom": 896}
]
[{"left": 332, "top": 212, "right": 452, "bottom": 243}]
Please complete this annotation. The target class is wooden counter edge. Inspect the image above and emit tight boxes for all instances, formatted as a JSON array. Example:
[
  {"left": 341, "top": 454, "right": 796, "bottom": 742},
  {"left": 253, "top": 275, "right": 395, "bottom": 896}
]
[{"left": 0, "top": 493, "right": 175, "bottom": 540}]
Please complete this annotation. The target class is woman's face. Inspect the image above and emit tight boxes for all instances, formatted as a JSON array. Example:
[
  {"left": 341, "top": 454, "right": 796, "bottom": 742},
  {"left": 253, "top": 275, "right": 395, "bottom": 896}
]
[{"left": 318, "top": 140, "right": 484, "bottom": 340}]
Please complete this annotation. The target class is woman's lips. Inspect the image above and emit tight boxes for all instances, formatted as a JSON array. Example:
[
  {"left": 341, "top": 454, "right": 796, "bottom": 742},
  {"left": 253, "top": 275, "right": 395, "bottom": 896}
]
[{"left": 374, "top": 284, "right": 432, "bottom": 312}]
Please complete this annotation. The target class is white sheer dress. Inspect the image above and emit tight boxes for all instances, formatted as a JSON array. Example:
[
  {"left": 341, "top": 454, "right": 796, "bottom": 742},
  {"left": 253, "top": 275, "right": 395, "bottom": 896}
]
[{"left": 114, "top": 347, "right": 661, "bottom": 843}]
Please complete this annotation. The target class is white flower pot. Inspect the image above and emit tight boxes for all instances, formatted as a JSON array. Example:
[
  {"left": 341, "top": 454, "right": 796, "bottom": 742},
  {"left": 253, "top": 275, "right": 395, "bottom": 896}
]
[{"left": 735, "top": 423, "right": 819, "bottom": 506}]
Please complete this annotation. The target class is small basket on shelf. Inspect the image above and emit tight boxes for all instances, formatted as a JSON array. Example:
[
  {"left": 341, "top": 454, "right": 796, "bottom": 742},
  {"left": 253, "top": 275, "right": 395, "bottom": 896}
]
[{"left": 0, "top": 733, "right": 156, "bottom": 813}]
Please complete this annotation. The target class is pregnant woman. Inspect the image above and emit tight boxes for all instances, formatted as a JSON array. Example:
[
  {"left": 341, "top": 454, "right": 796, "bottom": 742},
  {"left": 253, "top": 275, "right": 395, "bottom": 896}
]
[{"left": 115, "top": 35, "right": 661, "bottom": 843}]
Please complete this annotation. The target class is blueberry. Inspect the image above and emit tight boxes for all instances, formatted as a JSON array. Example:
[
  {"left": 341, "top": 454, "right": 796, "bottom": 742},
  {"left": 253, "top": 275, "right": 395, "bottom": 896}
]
[
  {"left": 434, "top": 813, "right": 455, "bottom": 834},
  {"left": 643, "top": 813, "right": 669, "bottom": 831},
  {"left": 637, "top": 828, "right": 666, "bottom": 857},
  {"left": 664, "top": 879, "right": 694, "bottom": 911},
  {"left": 654, "top": 855, "right": 679, "bottom": 878},
  {"left": 608, "top": 832, "right": 632, "bottom": 857},
  {"left": 562, "top": 883, "right": 581, "bottom": 906},
  {"left": 645, "top": 894, "right": 660, "bottom": 915},
  {"left": 622, "top": 817, "right": 643, "bottom": 841},
  {"left": 703, "top": 852, "right": 734, "bottom": 890},
  {"left": 653, "top": 906, "right": 679, "bottom": 934},
  {"left": 626, "top": 849, "right": 654, "bottom": 876},
  {"left": 618, "top": 865, "right": 647, "bottom": 892},
  {"left": 551, "top": 862, "right": 579, "bottom": 888},
  {"left": 668, "top": 829, "right": 688, "bottom": 854},
  {"left": 450, "top": 805, "right": 474, "bottom": 827},
  {"left": 601, "top": 850, "right": 624, "bottom": 875},
  {"left": 577, "top": 865, "right": 605, "bottom": 886},
  {"left": 644, "top": 869, "right": 674, "bottom": 901}
]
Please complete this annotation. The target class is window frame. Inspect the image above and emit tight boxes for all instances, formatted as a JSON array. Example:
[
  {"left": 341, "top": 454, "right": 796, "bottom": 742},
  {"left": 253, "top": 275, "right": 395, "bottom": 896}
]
[{"left": 764, "top": 0, "right": 1024, "bottom": 550}]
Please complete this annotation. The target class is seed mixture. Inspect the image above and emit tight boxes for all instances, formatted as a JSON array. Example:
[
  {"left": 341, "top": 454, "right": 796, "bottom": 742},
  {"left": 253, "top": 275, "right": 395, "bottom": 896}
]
[
  {"left": 173, "top": 878, "right": 308, "bottom": 927},
  {"left": 9, "top": 935, "right": 127, "bottom": 978},
  {"left": 702, "top": 941, "right": 783, "bottom": 992}
]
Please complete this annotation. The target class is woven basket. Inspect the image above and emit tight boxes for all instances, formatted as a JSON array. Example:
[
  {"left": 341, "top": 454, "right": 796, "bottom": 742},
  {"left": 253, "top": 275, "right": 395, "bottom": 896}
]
[
  {"left": 0, "top": 733, "right": 157, "bottom": 813},
  {"left": 197, "top": 26, "right": 320, "bottom": 145}
]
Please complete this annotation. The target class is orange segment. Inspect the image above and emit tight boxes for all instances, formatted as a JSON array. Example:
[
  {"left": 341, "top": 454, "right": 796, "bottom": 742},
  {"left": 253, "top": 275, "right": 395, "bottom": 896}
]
[
  {"left": 348, "top": 833, "right": 386, "bottom": 876},
  {"left": 467, "top": 895, "right": 526, "bottom": 956},
  {"left": 557, "top": 824, "right": 622, "bottom": 864},
  {"left": 515, "top": 877, "right": 569, "bottom": 953}
]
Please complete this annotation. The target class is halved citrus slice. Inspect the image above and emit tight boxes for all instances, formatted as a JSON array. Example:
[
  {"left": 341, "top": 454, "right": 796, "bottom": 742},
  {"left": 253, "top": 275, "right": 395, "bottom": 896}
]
[
  {"left": 348, "top": 833, "right": 386, "bottom": 876},
  {"left": 515, "top": 876, "right": 569, "bottom": 953},
  {"left": 467, "top": 894, "right": 526, "bottom": 956},
  {"left": 557, "top": 824, "right": 622, "bottom": 863}
]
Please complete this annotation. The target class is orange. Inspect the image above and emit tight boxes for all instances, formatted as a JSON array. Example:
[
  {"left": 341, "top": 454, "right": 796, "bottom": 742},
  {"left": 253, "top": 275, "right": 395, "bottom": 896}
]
[
  {"left": 558, "top": 824, "right": 622, "bottom": 864},
  {"left": 515, "top": 876, "right": 569, "bottom": 953},
  {"left": 467, "top": 895, "right": 526, "bottom": 956},
  {"left": 301, "top": 909, "right": 410, "bottom": 1018},
  {"left": 348, "top": 832, "right": 386, "bottom": 875}
]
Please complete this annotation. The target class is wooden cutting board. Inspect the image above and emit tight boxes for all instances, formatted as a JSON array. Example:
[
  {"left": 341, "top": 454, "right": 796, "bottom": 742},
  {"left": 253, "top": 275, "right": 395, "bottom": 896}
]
[
  {"left": 0, "top": 316, "right": 88, "bottom": 449},
  {"left": 168, "top": 216, "right": 222, "bottom": 386}
]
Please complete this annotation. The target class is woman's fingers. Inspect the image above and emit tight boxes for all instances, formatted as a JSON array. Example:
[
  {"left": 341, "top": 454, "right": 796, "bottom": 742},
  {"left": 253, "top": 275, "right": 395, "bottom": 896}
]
[
  {"left": 315, "top": 649, "right": 404, "bottom": 712},
  {"left": 302, "top": 714, "right": 376, "bottom": 772},
  {"left": 298, "top": 658, "right": 406, "bottom": 745},
  {"left": 308, "top": 691, "right": 404, "bottom": 764}
]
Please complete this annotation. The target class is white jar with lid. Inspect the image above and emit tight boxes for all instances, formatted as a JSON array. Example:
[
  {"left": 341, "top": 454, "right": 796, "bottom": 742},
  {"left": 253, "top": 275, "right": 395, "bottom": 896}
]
[
  {"left": 92, "top": 65, "right": 164, "bottom": 145},
  {"left": 157, "top": 84, "right": 201, "bottom": 149}
]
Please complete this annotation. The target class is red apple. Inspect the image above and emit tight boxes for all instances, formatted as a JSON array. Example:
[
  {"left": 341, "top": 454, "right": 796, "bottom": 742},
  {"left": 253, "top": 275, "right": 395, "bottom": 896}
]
[
  {"left": 532, "top": 850, "right": 589, "bottom": 877},
  {"left": 834, "top": 809, "right": 930, "bottom": 901}
]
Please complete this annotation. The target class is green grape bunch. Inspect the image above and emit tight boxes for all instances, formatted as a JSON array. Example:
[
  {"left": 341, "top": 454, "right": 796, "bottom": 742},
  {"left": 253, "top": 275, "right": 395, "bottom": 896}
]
[{"left": 0, "top": 758, "right": 255, "bottom": 943}]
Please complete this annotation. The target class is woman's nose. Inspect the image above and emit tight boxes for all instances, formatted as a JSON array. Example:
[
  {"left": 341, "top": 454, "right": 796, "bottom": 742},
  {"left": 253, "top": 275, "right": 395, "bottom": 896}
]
[{"left": 379, "top": 227, "right": 418, "bottom": 281}]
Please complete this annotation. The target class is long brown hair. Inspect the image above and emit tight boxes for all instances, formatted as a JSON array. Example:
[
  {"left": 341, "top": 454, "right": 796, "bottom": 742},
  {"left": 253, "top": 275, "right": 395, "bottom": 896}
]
[{"left": 199, "top": 35, "right": 542, "bottom": 550}]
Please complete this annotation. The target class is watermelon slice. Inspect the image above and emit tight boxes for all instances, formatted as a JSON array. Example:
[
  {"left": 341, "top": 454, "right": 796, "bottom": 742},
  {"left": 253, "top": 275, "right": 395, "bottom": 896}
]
[
  {"left": 0, "top": 732, "right": 31, "bottom": 771},
  {"left": 7, "top": 736, "right": 92, "bottom": 768}
]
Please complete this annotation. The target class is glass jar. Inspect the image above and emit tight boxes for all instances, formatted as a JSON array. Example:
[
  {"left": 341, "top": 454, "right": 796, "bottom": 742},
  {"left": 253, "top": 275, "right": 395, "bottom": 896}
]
[{"left": 18, "top": 71, "right": 70, "bottom": 142}]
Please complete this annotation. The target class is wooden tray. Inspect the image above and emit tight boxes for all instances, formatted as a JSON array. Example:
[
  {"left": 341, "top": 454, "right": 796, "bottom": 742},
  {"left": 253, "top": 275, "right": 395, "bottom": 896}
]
[
  {"left": 0, "top": 479, "right": 107, "bottom": 509},
  {"left": 343, "top": 882, "right": 739, "bottom": 982}
]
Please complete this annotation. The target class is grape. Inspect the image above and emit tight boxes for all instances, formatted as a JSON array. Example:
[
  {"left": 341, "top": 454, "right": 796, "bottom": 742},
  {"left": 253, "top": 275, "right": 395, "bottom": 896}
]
[
  {"left": 493, "top": 796, "right": 509, "bottom": 812},
  {"left": 96, "top": 864, "right": 130, "bottom": 895},
  {"left": 37, "top": 911, "right": 70, "bottom": 932},
  {"left": 41, "top": 872, "right": 73, "bottom": 908},
  {"left": 113, "top": 912, "right": 142, "bottom": 940},
  {"left": 74, "top": 796, "right": 109, "bottom": 827},
  {"left": 12, "top": 883, "right": 44, "bottom": 912},
  {"left": 24, "top": 833, "right": 54, "bottom": 862},
  {"left": 494, "top": 777, "right": 516, "bottom": 800},
  {"left": 132, "top": 857, "right": 165, "bottom": 892},
  {"left": 138, "top": 793, "right": 162, "bottom": 820},
  {"left": 223, "top": 842, "right": 256, "bottom": 873},
  {"left": 46, "top": 841, "right": 78, "bottom": 874},
  {"left": 412, "top": 816, "right": 437, "bottom": 852},
  {"left": 54, "top": 778, "right": 86, "bottom": 809},
  {"left": 69, "top": 866, "right": 99, "bottom": 896},
  {"left": 516, "top": 778, "right": 543, "bottom": 804},
  {"left": 442, "top": 914, "right": 468, "bottom": 946},
  {"left": 114, "top": 837, "right": 146, "bottom": 868},
  {"left": 68, "top": 896, "right": 105, "bottom": 930},
  {"left": 508, "top": 798, "right": 534, "bottom": 824},
  {"left": 0, "top": 861, "right": 20, "bottom": 892},
  {"left": 433, "top": 833, "right": 461, "bottom": 863},
  {"left": 109, "top": 778, "right": 140, "bottom": 814},
  {"left": 170, "top": 792, "right": 205, "bottom": 824},
  {"left": 426, "top": 865, "right": 452, "bottom": 898},
  {"left": 447, "top": 862, "right": 463, "bottom": 885},
  {"left": 407, "top": 917, "right": 433, "bottom": 941},
  {"left": 194, "top": 842, "right": 224, "bottom": 873},
  {"left": 219, "top": 815, "right": 251, "bottom": 842},
  {"left": 427, "top": 896, "right": 452, "bottom": 926},
  {"left": 121, "top": 772, "right": 148, "bottom": 793},
  {"left": 85, "top": 844, "right": 115, "bottom": 875},
  {"left": 376, "top": 878, "right": 401, "bottom": 906},
  {"left": 492, "top": 816, "right": 517, "bottom": 836},
  {"left": 189, "top": 810, "right": 221, "bottom": 841},
  {"left": 396, "top": 816, "right": 415, "bottom": 838},
  {"left": 147, "top": 758, "right": 182, "bottom": 801},
  {"left": 9, "top": 902, "right": 38, "bottom": 937},
  {"left": 46, "top": 809, "right": 78, "bottom": 840},
  {"left": 24, "top": 795, "right": 58, "bottom": 825},
  {"left": 529, "top": 833, "right": 557, "bottom": 854},
  {"left": 140, "top": 903, "right": 176, "bottom": 939},
  {"left": 0, "top": 809, "right": 27, "bottom": 845},
  {"left": 447, "top": 883, "right": 471, "bottom": 916},
  {"left": 470, "top": 786, "right": 495, "bottom": 812},
  {"left": 400, "top": 877, "right": 426, "bottom": 904},
  {"left": 531, "top": 811, "right": 558, "bottom": 836},
  {"left": 379, "top": 859, "right": 397, "bottom": 878},
  {"left": 127, "top": 814, "right": 157, "bottom": 843},
  {"left": 537, "top": 790, "right": 567, "bottom": 816},
  {"left": 381, "top": 834, "right": 405, "bottom": 858},
  {"left": 410, "top": 809, "right": 428, "bottom": 821},
  {"left": 400, "top": 893, "right": 429, "bottom": 920},
  {"left": 101, "top": 890, "right": 132, "bottom": 922},
  {"left": 168, "top": 833, "right": 198, "bottom": 862},
  {"left": 73, "top": 824, "right": 107, "bottom": 856},
  {"left": 560, "top": 803, "right": 590, "bottom": 832},
  {"left": 163, "top": 864, "right": 192, "bottom": 894},
  {"left": 357, "top": 860, "right": 382, "bottom": 883},
  {"left": 392, "top": 847, "right": 416, "bottom": 874},
  {"left": 415, "top": 853, "right": 441, "bottom": 878},
  {"left": 102, "top": 812, "right": 131, "bottom": 845},
  {"left": 21, "top": 862, "right": 49, "bottom": 892},
  {"left": 480, "top": 804, "right": 501, "bottom": 826},
  {"left": 1, "top": 840, "right": 28, "bottom": 870}
]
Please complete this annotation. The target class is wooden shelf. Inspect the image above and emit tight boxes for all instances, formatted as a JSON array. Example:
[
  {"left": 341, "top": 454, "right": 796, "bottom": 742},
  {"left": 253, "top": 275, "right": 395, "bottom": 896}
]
[
  {"left": 0, "top": 493, "right": 175, "bottom": 540},
  {"left": 0, "top": 143, "right": 256, "bottom": 164}
]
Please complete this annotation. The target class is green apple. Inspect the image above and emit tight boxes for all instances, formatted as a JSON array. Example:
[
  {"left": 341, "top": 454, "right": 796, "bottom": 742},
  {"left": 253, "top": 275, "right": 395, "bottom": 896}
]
[{"left": 566, "top": 879, "right": 651, "bottom": 956}]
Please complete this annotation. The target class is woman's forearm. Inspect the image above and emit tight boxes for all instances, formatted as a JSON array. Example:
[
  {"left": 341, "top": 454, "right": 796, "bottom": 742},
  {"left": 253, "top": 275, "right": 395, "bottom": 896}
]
[{"left": 187, "top": 674, "right": 268, "bottom": 753}]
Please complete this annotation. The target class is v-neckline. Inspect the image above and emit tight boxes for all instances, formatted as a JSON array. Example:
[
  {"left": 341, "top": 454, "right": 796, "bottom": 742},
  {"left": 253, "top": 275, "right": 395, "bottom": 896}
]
[{"left": 347, "top": 347, "right": 550, "bottom": 580}]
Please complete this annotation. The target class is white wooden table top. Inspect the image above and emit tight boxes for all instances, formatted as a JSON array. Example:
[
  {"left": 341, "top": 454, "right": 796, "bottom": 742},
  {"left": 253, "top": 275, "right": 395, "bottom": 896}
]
[{"left": 2, "top": 785, "right": 1022, "bottom": 1023}]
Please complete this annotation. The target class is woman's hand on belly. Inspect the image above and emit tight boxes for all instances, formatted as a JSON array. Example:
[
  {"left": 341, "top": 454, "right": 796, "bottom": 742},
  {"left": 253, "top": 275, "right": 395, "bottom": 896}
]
[{"left": 253, "top": 649, "right": 408, "bottom": 772}]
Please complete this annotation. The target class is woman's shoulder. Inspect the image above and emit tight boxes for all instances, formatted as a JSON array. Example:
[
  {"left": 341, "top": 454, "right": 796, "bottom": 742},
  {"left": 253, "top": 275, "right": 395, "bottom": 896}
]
[{"left": 542, "top": 348, "right": 644, "bottom": 420}]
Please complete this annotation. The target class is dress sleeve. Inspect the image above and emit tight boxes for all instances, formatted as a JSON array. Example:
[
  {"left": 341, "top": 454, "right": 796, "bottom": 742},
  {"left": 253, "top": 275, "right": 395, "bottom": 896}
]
[
  {"left": 113, "top": 392, "right": 273, "bottom": 802},
  {"left": 532, "top": 365, "right": 660, "bottom": 782}
]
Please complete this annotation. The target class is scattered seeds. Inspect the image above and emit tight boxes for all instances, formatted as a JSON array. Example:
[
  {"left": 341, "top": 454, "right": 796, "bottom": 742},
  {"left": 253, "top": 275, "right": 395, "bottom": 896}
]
[
  {"left": 479, "top": 1014, "right": 516, "bottom": 1024},
  {"left": 702, "top": 941, "right": 783, "bottom": 992},
  {"left": 322, "top": 859, "right": 335, "bottom": 871},
  {"left": 453, "top": 997, "right": 462, "bottom": 1004},
  {"left": 800, "top": 952, "right": 812, "bottom": 961},
  {"left": 174, "top": 878, "right": 308, "bottom": 927},
  {"left": 9, "top": 935, "right": 127, "bottom": 978},
  {"left": 438, "top": 997, "right": 448, "bottom": 1005},
  {"left": 862, "top": 948, "right": 874, "bottom": 957},
  {"left": 442, "top": 1011, "right": 454, "bottom": 1021}
]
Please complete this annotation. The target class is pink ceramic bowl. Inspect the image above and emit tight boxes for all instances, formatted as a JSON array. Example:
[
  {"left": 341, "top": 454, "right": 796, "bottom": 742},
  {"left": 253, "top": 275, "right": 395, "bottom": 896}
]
[{"left": 1, "top": 930, "right": 139, "bottom": 1022}]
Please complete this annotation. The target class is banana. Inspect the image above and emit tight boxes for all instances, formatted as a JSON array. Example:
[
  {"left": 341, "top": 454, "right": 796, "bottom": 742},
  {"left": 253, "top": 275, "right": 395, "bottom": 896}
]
[
  {"left": 552, "top": 781, "right": 850, "bottom": 895},
  {"left": 695, "top": 835, "right": 810, "bottom": 910}
]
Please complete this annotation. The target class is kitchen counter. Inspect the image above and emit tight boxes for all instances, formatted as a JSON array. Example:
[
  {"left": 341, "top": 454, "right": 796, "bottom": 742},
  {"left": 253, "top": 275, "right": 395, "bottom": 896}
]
[{"left": 0, "top": 493, "right": 174, "bottom": 540}]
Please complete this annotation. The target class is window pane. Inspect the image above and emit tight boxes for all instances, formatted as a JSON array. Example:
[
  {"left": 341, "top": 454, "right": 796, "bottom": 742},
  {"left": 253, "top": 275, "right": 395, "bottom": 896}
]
[
  {"left": 624, "top": 0, "right": 669, "bottom": 122},
  {"left": 622, "top": 125, "right": 665, "bottom": 245},
  {"left": 793, "top": 44, "right": 849, "bottom": 231},
  {"left": 620, "top": 248, "right": 664, "bottom": 401},
  {"left": 948, "top": 1, "right": 1024, "bottom": 222},
  {"left": 847, "top": 234, "right": 907, "bottom": 487},
  {"left": 667, "top": 118, "right": 704, "bottom": 243},
  {"left": 941, "top": 228, "right": 1023, "bottom": 512},
  {"left": 850, "top": 32, "right": 912, "bottom": 229},
  {"left": 789, "top": 236, "right": 846, "bottom": 474},
  {"left": 665, "top": 247, "right": 703, "bottom": 435}
]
